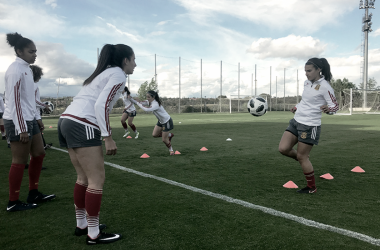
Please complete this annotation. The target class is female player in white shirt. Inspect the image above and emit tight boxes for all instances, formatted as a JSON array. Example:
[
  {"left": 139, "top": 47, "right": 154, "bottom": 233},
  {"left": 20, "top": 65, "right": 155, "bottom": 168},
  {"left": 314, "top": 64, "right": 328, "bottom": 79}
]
[
  {"left": 278, "top": 58, "right": 338, "bottom": 194},
  {"left": 3, "top": 32, "right": 55, "bottom": 212},
  {"left": 58, "top": 44, "right": 136, "bottom": 245},
  {"left": 121, "top": 86, "right": 139, "bottom": 138},
  {"left": 131, "top": 90, "right": 175, "bottom": 155}
]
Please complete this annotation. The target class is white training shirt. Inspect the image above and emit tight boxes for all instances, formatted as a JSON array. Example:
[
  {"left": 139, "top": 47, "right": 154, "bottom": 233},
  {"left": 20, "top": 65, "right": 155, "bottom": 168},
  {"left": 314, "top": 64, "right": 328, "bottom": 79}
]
[
  {"left": 61, "top": 67, "right": 126, "bottom": 137},
  {"left": 133, "top": 99, "right": 170, "bottom": 124},
  {"left": 0, "top": 96, "right": 4, "bottom": 113},
  {"left": 122, "top": 93, "right": 136, "bottom": 112},
  {"left": 35, "top": 83, "right": 45, "bottom": 120},
  {"left": 3, "top": 57, "right": 36, "bottom": 134},
  {"left": 294, "top": 76, "right": 339, "bottom": 126}
]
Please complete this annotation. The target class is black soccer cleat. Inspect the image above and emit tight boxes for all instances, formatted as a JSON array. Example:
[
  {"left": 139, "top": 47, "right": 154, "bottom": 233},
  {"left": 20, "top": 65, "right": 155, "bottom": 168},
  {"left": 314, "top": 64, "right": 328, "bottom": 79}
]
[
  {"left": 86, "top": 232, "right": 121, "bottom": 245},
  {"left": 2, "top": 136, "right": 6, "bottom": 140},
  {"left": 75, "top": 224, "right": 107, "bottom": 236},
  {"left": 297, "top": 186, "right": 317, "bottom": 194},
  {"left": 27, "top": 191, "right": 56, "bottom": 203},
  {"left": 7, "top": 200, "right": 38, "bottom": 212}
]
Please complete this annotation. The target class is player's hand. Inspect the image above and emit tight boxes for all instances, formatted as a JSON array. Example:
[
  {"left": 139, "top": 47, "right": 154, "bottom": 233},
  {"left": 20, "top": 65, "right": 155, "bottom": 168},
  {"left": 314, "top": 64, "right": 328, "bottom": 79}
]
[
  {"left": 104, "top": 136, "right": 117, "bottom": 155},
  {"left": 19, "top": 132, "right": 29, "bottom": 144},
  {"left": 37, "top": 119, "right": 44, "bottom": 132},
  {"left": 43, "top": 104, "right": 49, "bottom": 112},
  {"left": 320, "top": 105, "right": 329, "bottom": 113},
  {"left": 290, "top": 107, "right": 297, "bottom": 113}
]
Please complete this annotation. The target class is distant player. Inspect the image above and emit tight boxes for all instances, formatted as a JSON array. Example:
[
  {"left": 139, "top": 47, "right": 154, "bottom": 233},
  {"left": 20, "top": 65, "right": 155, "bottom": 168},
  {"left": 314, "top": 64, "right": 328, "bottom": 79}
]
[
  {"left": 130, "top": 90, "right": 175, "bottom": 155},
  {"left": 121, "top": 86, "right": 139, "bottom": 139},
  {"left": 58, "top": 43, "right": 136, "bottom": 245},
  {"left": 278, "top": 57, "right": 338, "bottom": 194},
  {"left": 4, "top": 32, "right": 55, "bottom": 212}
]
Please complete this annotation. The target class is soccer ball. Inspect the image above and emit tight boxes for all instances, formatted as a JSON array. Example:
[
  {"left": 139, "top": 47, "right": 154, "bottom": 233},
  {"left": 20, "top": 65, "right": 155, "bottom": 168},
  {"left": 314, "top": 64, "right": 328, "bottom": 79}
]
[
  {"left": 247, "top": 97, "right": 267, "bottom": 117},
  {"left": 43, "top": 101, "right": 55, "bottom": 114}
]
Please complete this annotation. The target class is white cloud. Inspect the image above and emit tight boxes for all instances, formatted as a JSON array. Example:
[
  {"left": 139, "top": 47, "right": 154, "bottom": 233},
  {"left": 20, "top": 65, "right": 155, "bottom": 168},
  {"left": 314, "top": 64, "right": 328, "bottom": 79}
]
[
  {"left": 157, "top": 20, "right": 172, "bottom": 26},
  {"left": 246, "top": 35, "right": 327, "bottom": 60},
  {"left": 45, "top": 0, "right": 57, "bottom": 9},
  {"left": 172, "top": 0, "right": 356, "bottom": 32},
  {"left": 371, "top": 28, "right": 380, "bottom": 37}
]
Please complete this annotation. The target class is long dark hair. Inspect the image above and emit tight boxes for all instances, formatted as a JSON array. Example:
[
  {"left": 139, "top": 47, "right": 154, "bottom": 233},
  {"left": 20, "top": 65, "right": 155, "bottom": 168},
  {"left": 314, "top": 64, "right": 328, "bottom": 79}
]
[
  {"left": 124, "top": 86, "right": 131, "bottom": 95},
  {"left": 84, "top": 44, "right": 134, "bottom": 85},
  {"left": 6, "top": 32, "right": 34, "bottom": 57},
  {"left": 305, "top": 57, "right": 332, "bottom": 82},
  {"left": 30, "top": 65, "right": 43, "bottom": 82},
  {"left": 147, "top": 90, "right": 162, "bottom": 106}
]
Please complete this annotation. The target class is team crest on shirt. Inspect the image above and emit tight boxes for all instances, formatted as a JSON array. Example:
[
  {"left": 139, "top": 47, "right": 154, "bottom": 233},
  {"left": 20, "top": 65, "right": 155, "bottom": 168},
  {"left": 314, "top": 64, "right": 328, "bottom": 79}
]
[
  {"left": 301, "top": 132, "right": 307, "bottom": 139},
  {"left": 314, "top": 84, "right": 321, "bottom": 90}
]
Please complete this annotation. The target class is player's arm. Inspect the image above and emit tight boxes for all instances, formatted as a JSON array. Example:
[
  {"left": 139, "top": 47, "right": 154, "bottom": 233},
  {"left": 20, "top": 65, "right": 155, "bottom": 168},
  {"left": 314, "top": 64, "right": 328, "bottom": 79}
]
[
  {"left": 133, "top": 99, "right": 159, "bottom": 112},
  {"left": 321, "top": 85, "right": 339, "bottom": 114},
  {"left": 6, "top": 74, "right": 28, "bottom": 139}
]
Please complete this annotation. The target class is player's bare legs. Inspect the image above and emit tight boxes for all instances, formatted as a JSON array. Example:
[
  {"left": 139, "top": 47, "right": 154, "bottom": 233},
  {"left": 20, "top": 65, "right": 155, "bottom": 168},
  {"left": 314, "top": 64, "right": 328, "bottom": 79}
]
[{"left": 278, "top": 131, "right": 298, "bottom": 160}]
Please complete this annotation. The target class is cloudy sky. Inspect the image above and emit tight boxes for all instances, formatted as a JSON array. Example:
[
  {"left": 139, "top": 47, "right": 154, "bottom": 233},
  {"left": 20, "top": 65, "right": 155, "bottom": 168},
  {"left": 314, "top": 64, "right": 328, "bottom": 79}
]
[{"left": 0, "top": 0, "right": 379, "bottom": 99}]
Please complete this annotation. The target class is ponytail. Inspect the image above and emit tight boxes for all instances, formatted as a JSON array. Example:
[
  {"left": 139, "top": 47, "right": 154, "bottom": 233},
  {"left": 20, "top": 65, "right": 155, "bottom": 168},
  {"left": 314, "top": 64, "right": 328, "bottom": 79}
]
[
  {"left": 147, "top": 90, "right": 162, "bottom": 106},
  {"left": 6, "top": 32, "right": 34, "bottom": 57},
  {"left": 124, "top": 86, "right": 131, "bottom": 95},
  {"left": 305, "top": 57, "right": 332, "bottom": 82},
  {"left": 84, "top": 44, "right": 134, "bottom": 85}
]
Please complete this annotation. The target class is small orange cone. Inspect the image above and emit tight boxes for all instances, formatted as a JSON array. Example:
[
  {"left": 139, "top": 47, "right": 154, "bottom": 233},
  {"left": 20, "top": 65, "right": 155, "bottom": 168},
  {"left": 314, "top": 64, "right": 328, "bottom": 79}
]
[
  {"left": 140, "top": 153, "right": 150, "bottom": 158},
  {"left": 103, "top": 139, "right": 105, "bottom": 141},
  {"left": 283, "top": 181, "right": 298, "bottom": 189},
  {"left": 175, "top": 151, "right": 181, "bottom": 155},
  {"left": 126, "top": 136, "right": 132, "bottom": 139},
  {"left": 49, "top": 126, "right": 53, "bottom": 128},
  {"left": 320, "top": 173, "right": 334, "bottom": 180},
  {"left": 351, "top": 166, "right": 365, "bottom": 173},
  {"left": 200, "top": 147, "right": 208, "bottom": 151}
]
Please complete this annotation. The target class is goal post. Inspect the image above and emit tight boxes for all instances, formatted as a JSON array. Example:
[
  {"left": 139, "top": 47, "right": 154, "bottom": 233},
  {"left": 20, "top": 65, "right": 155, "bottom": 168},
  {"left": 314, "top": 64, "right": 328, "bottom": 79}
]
[{"left": 337, "top": 88, "right": 380, "bottom": 115}]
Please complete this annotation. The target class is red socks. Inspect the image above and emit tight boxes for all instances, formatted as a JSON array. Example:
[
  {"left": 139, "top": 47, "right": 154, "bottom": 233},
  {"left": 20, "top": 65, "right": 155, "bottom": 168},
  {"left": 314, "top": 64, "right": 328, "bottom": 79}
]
[
  {"left": 130, "top": 124, "right": 136, "bottom": 132},
  {"left": 86, "top": 188, "right": 103, "bottom": 239},
  {"left": 9, "top": 163, "right": 25, "bottom": 201},
  {"left": 121, "top": 121, "right": 128, "bottom": 129},
  {"left": 0, "top": 124, "right": 4, "bottom": 134},
  {"left": 74, "top": 182, "right": 88, "bottom": 229},
  {"left": 28, "top": 154, "right": 45, "bottom": 191},
  {"left": 304, "top": 171, "right": 316, "bottom": 188}
]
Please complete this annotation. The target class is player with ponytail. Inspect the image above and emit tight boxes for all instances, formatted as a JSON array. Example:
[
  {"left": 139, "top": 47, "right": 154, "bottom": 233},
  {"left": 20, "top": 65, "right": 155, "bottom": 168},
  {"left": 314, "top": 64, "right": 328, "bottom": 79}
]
[
  {"left": 58, "top": 43, "right": 136, "bottom": 245},
  {"left": 278, "top": 57, "right": 338, "bottom": 194},
  {"left": 130, "top": 90, "right": 175, "bottom": 155},
  {"left": 3, "top": 32, "right": 55, "bottom": 212},
  {"left": 120, "top": 86, "right": 139, "bottom": 138}
]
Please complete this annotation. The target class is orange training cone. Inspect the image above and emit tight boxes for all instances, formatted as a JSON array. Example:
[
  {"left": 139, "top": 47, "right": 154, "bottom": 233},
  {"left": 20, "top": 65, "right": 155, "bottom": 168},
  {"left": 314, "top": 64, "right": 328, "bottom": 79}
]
[
  {"left": 351, "top": 166, "right": 365, "bottom": 173},
  {"left": 49, "top": 126, "right": 53, "bottom": 128},
  {"left": 283, "top": 181, "right": 298, "bottom": 189},
  {"left": 200, "top": 147, "right": 208, "bottom": 151},
  {"left": 140, "top": 153, "right": 150, "bottom": 158},
  {"left": 320, "top": 173, "right": 334, "bottom": 180},
  {"left": 126, "top": 136, "right": 132, "bottom": 139},
  {"left": 175, "top": 151, "right": 181, "bottom": 155}
]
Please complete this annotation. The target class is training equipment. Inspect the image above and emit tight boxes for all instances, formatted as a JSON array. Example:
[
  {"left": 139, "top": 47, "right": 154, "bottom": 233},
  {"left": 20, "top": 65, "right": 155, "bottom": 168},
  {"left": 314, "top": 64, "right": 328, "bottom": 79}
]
[
  {"left": 200, "top": 147, "right": 208, "bottom": 151},
  {"left": 283, "top": 181, "right": 298, "bottom": 188},
  {"left": 351, "top": 166, "right": 365, "bottom": 173},
  {"left": 247, "top": 96, "right": 268, "bottom": 117},
  {"left": 75, "top": 224, "right": 107, "bottom": 236},
  {"left": 297, "top": 186, "right": 317, "bottom": 194},
  {"left": 7, "top": 200, "right": 37, "bottom": 212},
  {"left": 320, "top": 173, "right": 334, "bottom": 180},
  {"left": 86, "top": 232, "right": 121, "bottom": 245},
  {"left": 126, "top": 136, "right": 132, "bottom": 139},
  {"left": 226, "top": 138, "right": 232, "bottom": 141},
  {"left": 175, "top": 151, "right": 181, "bottom": 155},
  {"left": 27, "top": 191, "right": 56, "bottom": 203},
  {"left": 43, "top": 101, "right": 55, "bottom": 114},
  {"left": 140, "top": 153, "right": 150, "bottom": 158}
]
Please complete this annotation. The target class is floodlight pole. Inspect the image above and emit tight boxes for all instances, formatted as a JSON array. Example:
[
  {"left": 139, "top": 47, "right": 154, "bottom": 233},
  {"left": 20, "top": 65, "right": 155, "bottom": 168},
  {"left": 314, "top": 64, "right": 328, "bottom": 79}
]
[
  {"left": 270, "top": 66, "right": 272, "bottom": 111},
  {"left": 238, "top": 62, "right": 240, "bottom": 112},
  {"left": 255, "top": 64, "right": 257, "bottom": 96},
  {"left": 179, "top": 57, "right": 181, "bottom": 114},
  {"left": 360, "top": 0, "right": 375, "bottom": 108},
  {"left": 220, "top": 61, "right": 222, "bottom": 112}
]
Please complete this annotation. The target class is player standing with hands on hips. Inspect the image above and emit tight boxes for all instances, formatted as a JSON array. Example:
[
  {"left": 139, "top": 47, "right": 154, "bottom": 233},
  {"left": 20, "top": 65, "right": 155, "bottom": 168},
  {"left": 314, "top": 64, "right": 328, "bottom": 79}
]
[
  {"left": 58, "top": 44, "right": 136, "bottom": 245},
  {"left": 4, "top": 32, "right": 55, "bottom": 212},
  {"left": 278, "top": 58, "right": 338, "bottom": 194}
]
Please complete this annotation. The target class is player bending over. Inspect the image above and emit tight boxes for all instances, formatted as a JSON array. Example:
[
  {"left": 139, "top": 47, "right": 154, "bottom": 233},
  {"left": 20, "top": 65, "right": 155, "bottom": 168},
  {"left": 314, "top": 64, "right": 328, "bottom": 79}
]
[
  {"left": 278, "top": 57, "right": 338, "bottom": 194},
  {"left": 130, "top": 90, "right": 175, "bottom": 155}
]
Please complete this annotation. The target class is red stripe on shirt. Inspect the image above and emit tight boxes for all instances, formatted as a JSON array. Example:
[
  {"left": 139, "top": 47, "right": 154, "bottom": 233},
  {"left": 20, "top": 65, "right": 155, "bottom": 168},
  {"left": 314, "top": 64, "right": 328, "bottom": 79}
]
[
  {"left": 328, "top": 91, "right": 339, "bottom": 112},
  {"left": 14, "top": 79, "right": 26, "bottom": 133},
  {"left": 61, "top": 114, "right": 100, "bottom": 129},
  {"left": 105, "top": 83, "right": 123, "bottom": 135}
]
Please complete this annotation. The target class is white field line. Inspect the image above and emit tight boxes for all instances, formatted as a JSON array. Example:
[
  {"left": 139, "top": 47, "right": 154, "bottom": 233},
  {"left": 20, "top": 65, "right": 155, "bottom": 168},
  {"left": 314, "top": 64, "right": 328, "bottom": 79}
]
[{"left": 52, "top": 146, "right": 380, "bottom": 246}]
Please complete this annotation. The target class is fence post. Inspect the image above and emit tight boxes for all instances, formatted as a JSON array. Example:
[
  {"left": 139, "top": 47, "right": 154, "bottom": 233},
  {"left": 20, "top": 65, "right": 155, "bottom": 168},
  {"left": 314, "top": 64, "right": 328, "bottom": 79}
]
[
  {"left": 284, "top": 68, "right": 286, "bottom": 111},
  {"left": 179, "top": 56, "right": 181, "bottom": 114},
  {"left": 201, "top": 59, "right": 203, "bottom": 113},
  {"left": 220, "top": 60, "right": 222, "bottom": 112},
  {"left": 270, "top": 66, "right": 272, "bottom": 111}
]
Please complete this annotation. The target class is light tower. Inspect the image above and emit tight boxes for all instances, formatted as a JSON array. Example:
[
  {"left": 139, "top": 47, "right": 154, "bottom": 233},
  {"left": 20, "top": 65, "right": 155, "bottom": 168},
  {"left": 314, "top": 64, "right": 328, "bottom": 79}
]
[{"left": 360, "top": 0, "right": 375, "bottom": 108}]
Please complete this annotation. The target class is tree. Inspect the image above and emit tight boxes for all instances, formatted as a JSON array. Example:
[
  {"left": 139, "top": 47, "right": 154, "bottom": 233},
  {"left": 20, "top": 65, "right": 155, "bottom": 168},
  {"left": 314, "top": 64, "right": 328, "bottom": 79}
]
[
  {"left": 330, "top": 78, "right": 356, "bottom": 108},
  {"left": 360, "top": 77, "right": 377, "bottom": 90},
  {"left": 114, "top": 98, "right": 124, "bottom": 108},
  {"left": 137, "top": 78, "right": 158, "bottom": 100}
]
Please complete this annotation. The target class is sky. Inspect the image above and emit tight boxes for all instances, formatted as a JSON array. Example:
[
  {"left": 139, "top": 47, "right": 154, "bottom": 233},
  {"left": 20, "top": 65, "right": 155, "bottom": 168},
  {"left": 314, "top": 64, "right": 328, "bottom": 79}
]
[{"left": 0, "top": 0, "right": 379, "bottom": 99}]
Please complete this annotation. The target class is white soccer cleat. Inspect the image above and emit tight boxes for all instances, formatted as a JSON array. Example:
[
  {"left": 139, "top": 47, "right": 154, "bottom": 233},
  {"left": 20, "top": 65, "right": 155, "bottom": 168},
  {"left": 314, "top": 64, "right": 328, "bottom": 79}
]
[
  {"left": 123, "top": 131, "right": 130, "bottom": 138},
  {"left": 135, "top": 132, "right": 139, "bottom": 139}
]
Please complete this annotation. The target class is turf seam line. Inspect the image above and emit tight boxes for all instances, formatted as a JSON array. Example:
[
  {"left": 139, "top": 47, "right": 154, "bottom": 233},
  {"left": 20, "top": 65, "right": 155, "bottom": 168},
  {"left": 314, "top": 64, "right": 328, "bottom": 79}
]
[{"left": 51, "top": 146, "right": 380, "bottom": 246}]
